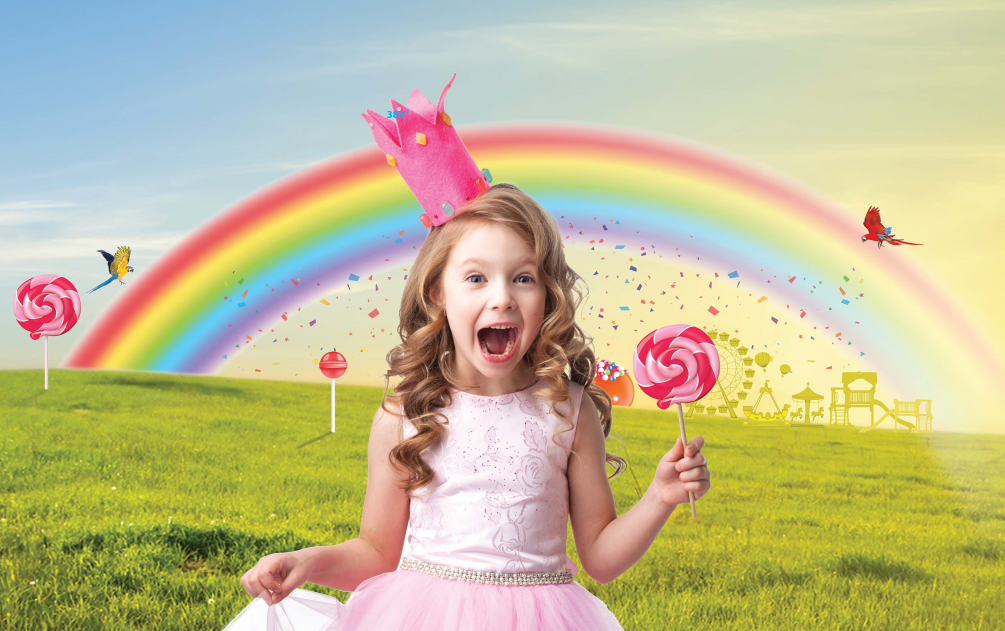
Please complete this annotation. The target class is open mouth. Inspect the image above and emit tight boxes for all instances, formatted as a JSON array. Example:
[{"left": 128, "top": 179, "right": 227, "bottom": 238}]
[{"left": 477, "top": 325, "right": 519, "bottom": 361}]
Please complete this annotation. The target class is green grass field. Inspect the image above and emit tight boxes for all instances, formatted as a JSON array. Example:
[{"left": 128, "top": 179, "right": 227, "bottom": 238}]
[{"left": 1, "top": 369, "right": 1003, "bottom": 630}]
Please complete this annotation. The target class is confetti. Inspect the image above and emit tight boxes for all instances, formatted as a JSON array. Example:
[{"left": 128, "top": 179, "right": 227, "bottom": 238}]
[
  {"left": 629, "top": 266, "right": 637, "bottom": 272},
  {"left": 238, "top": 278, "right": 245, "bottom": 285},
  {"left": 771, "top": 317, "right": 778, "bottom": 323},
  {"left": 238, "top": 302, "right": 246, "bottom": 308},
  {"left": 290, "top": 278, "right": 299, "bottom": 286},
  {"left": 708, "top": 306, "right": 719, "bottom": 316},
  {"left": 841, "top": 299, "right": 850, "bottom": 305},
  {"left": 309, "top": 319, "right": 317, "bottom": 327},
  {"left": 320, "top": 298, "right": 330, "bottom": 305},
  {"left": 348, "top": 273, "right": 360, "bottom": 281},
  {"left": 728, "top": 271, "right": 739, "bottom": 279},
  {"left": 368, "top": 308, "right": 379, "bottom": 318},
  {"left": 757, "top": 296, "right": 768, "bottom": 303},
  {"left": 615, "top": 245, "right": 625, "bottom": 250}
]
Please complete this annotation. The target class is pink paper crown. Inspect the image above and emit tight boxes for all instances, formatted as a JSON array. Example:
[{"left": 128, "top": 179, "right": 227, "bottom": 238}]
[{"left": 361, "top": 73, "right": 492, "bottom": 228}]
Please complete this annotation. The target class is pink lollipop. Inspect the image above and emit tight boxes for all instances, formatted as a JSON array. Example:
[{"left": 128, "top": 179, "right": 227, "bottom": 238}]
[
  {"left": 633, "top": 325, "right": 719, "bottom": 409},
  {"left": 633, "top": 324, "right": 719, "bottom": 517},
  {"left": 13, "top": 275, "right": 82, "bottom": 389}
]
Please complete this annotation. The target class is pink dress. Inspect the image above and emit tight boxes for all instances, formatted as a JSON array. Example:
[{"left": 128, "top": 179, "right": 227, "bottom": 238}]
[{"left": 223, "top": 378, "right": 624, "bottom": 631}]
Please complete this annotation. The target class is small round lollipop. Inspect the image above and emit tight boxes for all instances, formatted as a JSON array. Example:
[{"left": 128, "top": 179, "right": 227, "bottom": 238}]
[
  {"left": 633, "top": 324, "right": 719, "bottom": 517},
  {"left": 594, "top": 358, "right": 635, "bottom": 406},
  {"left": 319, "top": 350, "right": 347, "bottom": 432},
  {"left": 13, "top": 275, "right": 82, "bottom": 390}
]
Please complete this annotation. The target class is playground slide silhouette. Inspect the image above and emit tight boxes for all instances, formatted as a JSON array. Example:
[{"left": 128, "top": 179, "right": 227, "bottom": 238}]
[{"left": 858, "top": 400, "right": 916, "bottom": 433}]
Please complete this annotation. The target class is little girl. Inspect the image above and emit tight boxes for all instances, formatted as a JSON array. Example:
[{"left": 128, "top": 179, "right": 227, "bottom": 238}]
[{"left": 224, "top": 78, "right": 710, "bottom": 631}]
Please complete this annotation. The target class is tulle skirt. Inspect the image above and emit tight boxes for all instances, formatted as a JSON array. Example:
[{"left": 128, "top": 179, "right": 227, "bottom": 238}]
[{"left": 223, "top": 568, "right": 624, "bottom": 631}]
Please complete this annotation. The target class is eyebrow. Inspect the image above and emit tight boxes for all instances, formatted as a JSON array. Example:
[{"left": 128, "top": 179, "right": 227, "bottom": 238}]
[{"left": 461, "top": 257, "right": 537, "bottom": 267}]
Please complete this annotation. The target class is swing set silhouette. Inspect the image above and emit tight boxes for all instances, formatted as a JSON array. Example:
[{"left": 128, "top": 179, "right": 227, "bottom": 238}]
[{"left": 828, "top": 372, "right": 933, "bottom": 432}]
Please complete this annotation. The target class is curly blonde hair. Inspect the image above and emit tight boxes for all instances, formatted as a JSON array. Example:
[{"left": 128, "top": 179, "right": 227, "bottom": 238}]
[{"left": 380, "top": 182, "right": 627, "bottom": 497}]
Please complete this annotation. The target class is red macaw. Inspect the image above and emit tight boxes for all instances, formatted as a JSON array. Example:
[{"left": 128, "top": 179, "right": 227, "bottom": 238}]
[{"left": 862, "top": 206, "right": 922, "bottom": 249}]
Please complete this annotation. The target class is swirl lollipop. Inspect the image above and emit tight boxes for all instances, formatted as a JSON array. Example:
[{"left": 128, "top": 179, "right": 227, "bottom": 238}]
[
  {"left": 633, "top": 324, "right": 719, "bottom": 517},
  {"left": 13, "top": 275, "right": 82, "bottom": 389}
]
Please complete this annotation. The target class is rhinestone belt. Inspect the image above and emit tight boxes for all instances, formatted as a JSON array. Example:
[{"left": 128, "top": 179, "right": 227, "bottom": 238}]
[{"left": 399, "top": 556, "right": 573, "bottom": 586}]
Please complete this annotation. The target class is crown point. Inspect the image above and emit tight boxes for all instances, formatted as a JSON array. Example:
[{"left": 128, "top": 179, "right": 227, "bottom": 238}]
[
  {"left": 385, "top": 154, "right": 396, "bottom": 167},
  {"left": 441, "top": 112, "right": 452, "bottom": 126},
  {"left": 480, "top": 168, "right": 492, "bottom": 183},
  {"left": 441, "top": 202, "right": 454, "bottom": 217},
  {"left": 419, "top": 214, "right": 432, "bottom": 229},
  {"left": 416, "top": 132, "right": 427, "bottom": 146}
]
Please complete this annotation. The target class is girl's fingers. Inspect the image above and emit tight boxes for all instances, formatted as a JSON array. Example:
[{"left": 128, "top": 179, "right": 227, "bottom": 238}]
[
  {"left": 684, "top": 436, "right": 705, "bottom": 457},
  {"left": 675, "top": 452, "right": 707, "bottom": 471},
  {"left": 679, "top": 466, "right": 710, "bottom": 482},
  {"left": 253, "top": 574, "right": 278, "bottom": 604},
  {"left": 662, "top": 437, "right": 684, "bottom": 463}
]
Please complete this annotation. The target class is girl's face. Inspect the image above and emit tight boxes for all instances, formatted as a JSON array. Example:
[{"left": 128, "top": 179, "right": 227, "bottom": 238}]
[{"left": 432, "top": 223, "right": 546, "bottom": 390}]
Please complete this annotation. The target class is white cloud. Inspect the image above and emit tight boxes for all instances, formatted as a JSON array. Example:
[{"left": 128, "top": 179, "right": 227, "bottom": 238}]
[
  {"left": 0, "top": 201, "right": 76, "bottom": 226},
  {"left": 0, "top": 234, "right": 186, "bottom": 263},
  {"left": 294, "top": 0, "right": 1005, "bottom": 80}
]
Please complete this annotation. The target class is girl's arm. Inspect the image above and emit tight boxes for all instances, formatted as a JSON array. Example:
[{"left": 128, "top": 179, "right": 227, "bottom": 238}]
[
  {"left": 294, "top": 400, "right": 411, "bottom": 592},
  {"left": 567, "top": 393, "right": 674, "bottom": 584}
]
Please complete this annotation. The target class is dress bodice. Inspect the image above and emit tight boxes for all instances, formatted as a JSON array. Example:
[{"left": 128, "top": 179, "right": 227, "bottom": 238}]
[{"left": 399, "top": 378, "right": 585, "bottom": 575}]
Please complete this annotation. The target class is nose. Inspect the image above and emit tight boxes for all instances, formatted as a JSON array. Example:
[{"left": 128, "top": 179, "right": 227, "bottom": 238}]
[{"left": 487, "top": 279, "right": 518, "bottom": 311}]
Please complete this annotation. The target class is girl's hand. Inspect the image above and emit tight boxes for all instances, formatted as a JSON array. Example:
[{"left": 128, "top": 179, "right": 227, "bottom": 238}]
[
  {"left": 652, "top": 436, "right": 710, "bottom": 508},
  {"left": 240, "top": 550, "right": 316, "bottom": 606}
]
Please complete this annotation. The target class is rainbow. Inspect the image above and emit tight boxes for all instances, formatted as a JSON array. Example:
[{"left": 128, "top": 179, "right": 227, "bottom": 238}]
[{"left": 64, "top": 123, "right": 1001, "bottom": 426}]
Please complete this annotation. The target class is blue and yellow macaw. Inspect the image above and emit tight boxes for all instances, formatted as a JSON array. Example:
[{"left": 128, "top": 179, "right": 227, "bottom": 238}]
[{"left": 87, "top": 246, "right": 134, "bottom": 294}]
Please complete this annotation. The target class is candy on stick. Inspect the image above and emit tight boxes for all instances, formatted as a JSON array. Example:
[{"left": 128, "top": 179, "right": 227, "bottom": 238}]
[
  {"left": 319, "top": 351, "right": 348, "bottom": 432},
  {"left": 13, "top": 275, "right": 82, "bottom": 390},
  {"left": 593, "top": 358, "right": 635, "bottom": 406},
  {"left": 633, "top": 324, "right": 719, "bottom": 517}
]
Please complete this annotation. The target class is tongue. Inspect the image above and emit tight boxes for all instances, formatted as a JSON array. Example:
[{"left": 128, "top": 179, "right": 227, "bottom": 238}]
[{"left": 481, "top": 328, "right": 509, "bottom": 354}]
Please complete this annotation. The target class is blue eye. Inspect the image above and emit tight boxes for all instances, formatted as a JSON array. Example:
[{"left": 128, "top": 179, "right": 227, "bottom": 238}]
[{"left": 465, "top": 274, "right": 535, "bottom": 284}]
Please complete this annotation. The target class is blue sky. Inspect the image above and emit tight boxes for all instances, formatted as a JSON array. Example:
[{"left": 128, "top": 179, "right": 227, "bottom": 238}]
[{"left": 3, "top": 0, "right": 1003, "bottom": 373}]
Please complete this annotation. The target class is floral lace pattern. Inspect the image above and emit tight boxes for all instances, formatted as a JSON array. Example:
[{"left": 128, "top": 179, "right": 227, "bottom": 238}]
[{"left": 401, "top": 379, "right": 584, "bottom": 573}]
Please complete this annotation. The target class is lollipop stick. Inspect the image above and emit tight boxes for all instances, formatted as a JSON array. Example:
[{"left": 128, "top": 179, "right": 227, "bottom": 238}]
[
  {"left": 44, "top": 337, "right": 49, "bottom": 390},
  {"left": 676, "top": 403, "right": 697, "bottom": 518},
  {"left": 331, "top": 379, "right": 336, "bottom": 433}
]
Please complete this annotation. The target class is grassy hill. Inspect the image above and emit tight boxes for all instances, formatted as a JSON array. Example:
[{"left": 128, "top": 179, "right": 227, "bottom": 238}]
[{"left": 1, "top": 369, "right": 1003, "bottom": 630}]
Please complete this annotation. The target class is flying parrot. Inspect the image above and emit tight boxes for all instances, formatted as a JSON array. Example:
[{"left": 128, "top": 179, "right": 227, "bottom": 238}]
[
  {"left": 861, "top": 206, "right": 922, "bottom": 249},
  {"left": 86, "top": 246, "right": 134, "bottom": 294}
]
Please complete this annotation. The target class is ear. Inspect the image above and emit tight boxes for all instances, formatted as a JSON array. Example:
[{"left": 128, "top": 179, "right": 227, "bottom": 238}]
[{"left": 428, "top": 285, "right": 442, "bottom": 310}]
